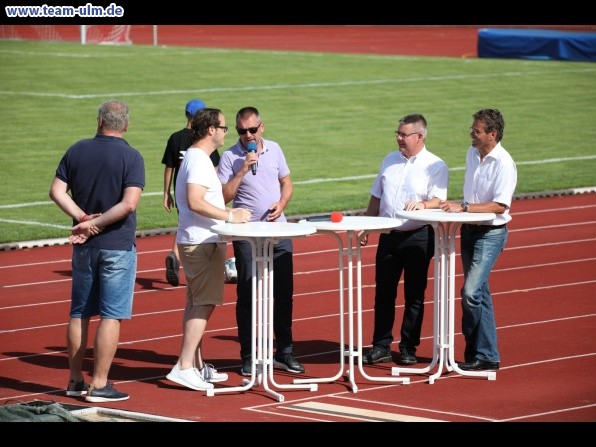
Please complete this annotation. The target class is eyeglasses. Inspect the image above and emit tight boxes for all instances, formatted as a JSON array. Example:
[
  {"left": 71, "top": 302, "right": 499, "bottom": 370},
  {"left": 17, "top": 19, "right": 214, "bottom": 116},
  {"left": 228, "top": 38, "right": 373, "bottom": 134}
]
[
  {"left": 236, "top": 124, "right": 261, "bottom": 135},
  {"left": 395, "top": 131, "right": 419, "bottom": 138},
  {"left": 215, "top": 125, "right": 228, "bottom": 133},
  {"left": 470, "top": 127, "right": 485, "bottom": 136}
]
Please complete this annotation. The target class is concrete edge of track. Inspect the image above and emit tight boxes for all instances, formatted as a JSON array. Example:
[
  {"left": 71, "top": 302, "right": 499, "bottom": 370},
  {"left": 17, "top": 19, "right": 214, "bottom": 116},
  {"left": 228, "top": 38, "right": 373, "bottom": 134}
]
[{"left": 2, "top": 186, "right": 594, "bottom": 252}]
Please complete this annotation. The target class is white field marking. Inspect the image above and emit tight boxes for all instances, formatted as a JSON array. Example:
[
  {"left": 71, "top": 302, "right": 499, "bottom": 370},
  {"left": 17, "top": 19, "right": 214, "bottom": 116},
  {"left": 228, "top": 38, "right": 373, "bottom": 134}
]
[
  {"left": 1, "top": 221, "right": 594, "bottom": 274},
  {"left": 0, "top": 66, "right": 594, "bottom": 99},
  {"left": 0, "top": 47, "right": 405, "bottom": 59},
  {"left": 271, "top": 377, "right": 596, "bottom": 423},
  {"left": 499, "top": 403, "right": 596, "bottom": 422},
  {"left": 1, "top": 224, "right": 594, "bottom": 283},
  {"left": 1, "top": 161, "right": 595, "bottom": 213},
  {"left": 1, "top": 273, "right": 595, "bottom": 333},
  {"left": 220, "top": 362, "right": 595, "bottom": 422},
  {"left": 330, "top": 394, "right": 492, "bottom": 422},
  {"left": 2, "top": 196, "right": 594, "bottom": 248},
  {"left": 280, "top": 401, "right": 444, "bottom": 422},
  {"left": 1, "top": 228, "right": 595, "bottom": 294},
  {"left": 0, "top": 217, "right": 70, "bottom": 228}
]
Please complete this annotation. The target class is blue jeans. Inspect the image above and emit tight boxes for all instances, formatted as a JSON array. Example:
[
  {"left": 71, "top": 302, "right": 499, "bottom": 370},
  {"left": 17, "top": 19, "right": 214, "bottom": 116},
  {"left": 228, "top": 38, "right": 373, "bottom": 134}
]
[
  {"left": 70, "top": 245, "right": 137, "bottom": 319},
  {"left": 460, "top": 225, "right": 507, "bottom": 363}
]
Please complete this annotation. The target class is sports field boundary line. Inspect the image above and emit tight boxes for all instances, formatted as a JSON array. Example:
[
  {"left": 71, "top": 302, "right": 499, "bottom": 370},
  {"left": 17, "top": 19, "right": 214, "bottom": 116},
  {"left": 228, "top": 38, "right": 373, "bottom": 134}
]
[{"left": 1, "top": 187, "right": 594, "bottom": 252}]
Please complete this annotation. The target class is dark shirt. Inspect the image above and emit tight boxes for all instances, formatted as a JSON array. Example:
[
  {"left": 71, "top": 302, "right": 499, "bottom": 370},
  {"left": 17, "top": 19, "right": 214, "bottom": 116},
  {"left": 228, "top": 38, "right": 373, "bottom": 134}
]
[
  {"left": 55, "top": 134, "right": 145, "bottom": 250},
  {"left": 161, "top": 127, "right": 220, "bottom": 189}
]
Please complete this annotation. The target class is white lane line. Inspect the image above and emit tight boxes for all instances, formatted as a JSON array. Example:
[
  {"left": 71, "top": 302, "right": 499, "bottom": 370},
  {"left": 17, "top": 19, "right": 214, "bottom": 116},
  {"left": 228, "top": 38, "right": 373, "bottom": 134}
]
[{"left": 280, "top": 401, "right": 443, "bottom": 422}]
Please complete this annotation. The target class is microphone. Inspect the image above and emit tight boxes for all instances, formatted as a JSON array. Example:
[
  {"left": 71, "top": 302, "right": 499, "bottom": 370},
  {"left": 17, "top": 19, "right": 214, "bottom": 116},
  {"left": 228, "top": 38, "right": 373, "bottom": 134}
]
[{"left": 247, "top": 141, "right": 257, "bottom": 175}]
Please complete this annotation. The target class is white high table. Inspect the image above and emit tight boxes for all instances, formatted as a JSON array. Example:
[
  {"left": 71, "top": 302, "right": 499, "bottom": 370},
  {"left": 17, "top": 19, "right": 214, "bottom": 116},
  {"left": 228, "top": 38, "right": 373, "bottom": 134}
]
[
  {"left": 295, "top": 216, "right": 411, "bottom": 392},
  {"left": 392, "top": 209, "right": 497, "bottom": 383},
  {"left": 209, "top": 221, "right": 317, "bottom": 402}
]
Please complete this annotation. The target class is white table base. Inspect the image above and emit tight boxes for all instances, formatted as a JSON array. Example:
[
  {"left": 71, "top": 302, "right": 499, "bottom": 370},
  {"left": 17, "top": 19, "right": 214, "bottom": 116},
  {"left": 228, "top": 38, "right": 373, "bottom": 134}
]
[
  {"left": 392, "top": 211, "right": 498, "bottom": 383},
  {"left": 295, "top": 217, "right": 412, "bottom": 391},
  {"left": 208, "top": 223, "right": 318, "bottom": 401}
]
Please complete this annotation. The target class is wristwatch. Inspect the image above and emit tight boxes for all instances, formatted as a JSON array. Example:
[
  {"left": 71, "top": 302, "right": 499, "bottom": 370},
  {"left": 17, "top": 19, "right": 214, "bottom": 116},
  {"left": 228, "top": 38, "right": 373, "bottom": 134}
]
[{"left": 461, "top": 201, "right": 469, "bottom": 212}]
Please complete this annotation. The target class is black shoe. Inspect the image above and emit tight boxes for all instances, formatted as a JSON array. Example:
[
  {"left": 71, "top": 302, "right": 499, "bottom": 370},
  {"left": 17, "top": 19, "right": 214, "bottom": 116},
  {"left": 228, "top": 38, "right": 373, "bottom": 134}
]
[
  {"left": 66, "top": 379, "right": 89, "bottom": 397},
  {"left": 398, "top": 347, "right": 417, "bottom": 365},
  {"left": 273, "top": 353, "right": 305, "bottom": 373},
  {"left": 165, "top": 252, "right": 179, "bottom": 287},
  {"left": 362, "top": 346, "right": 392, "bottom": 365},
  {"left": 241, "top": 356, "right": 252, "bottom": 377},
  {"left": 85, "top": 382, "right": 129, "bottom": 403},
  {"left": 458, "top": 359, "right": 499, "bottom": 371}
]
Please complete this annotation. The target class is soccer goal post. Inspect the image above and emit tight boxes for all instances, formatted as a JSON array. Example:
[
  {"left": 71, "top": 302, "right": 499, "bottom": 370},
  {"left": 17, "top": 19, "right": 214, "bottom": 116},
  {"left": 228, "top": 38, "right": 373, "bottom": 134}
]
[
  {"left": 80, "top": 25, "right": 132, "bottom": 45},
  {"left": 80, "top": 25, "right": 159, "bottom": 46}
]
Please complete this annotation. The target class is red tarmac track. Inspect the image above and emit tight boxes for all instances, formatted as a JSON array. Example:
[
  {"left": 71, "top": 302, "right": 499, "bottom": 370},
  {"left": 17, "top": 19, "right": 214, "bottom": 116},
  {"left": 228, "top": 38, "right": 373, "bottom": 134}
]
[{"left": 1, "top": 193, "right": 595, "bottom": 424}]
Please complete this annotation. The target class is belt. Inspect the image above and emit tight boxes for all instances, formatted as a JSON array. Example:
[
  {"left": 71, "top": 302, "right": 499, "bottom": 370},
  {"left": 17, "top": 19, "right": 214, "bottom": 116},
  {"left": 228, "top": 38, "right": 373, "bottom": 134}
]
[{"left": 462, "top": 223, "right": 507, "bottom": 233}]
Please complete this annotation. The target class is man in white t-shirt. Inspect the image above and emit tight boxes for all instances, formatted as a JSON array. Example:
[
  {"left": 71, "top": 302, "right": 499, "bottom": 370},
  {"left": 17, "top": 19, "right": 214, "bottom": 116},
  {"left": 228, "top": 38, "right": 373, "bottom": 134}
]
[{"left": 166, "top": 107, "right": 250, "bottom": 391}]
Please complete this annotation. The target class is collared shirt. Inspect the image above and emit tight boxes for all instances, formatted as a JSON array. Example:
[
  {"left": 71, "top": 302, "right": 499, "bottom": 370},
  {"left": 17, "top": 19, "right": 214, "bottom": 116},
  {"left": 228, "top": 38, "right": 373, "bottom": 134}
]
[
  {"left": 463, "top": 142, "right": 517, "bottom": 226},
  {"left": 370, "top": 146, "right": 449, "bottom": 231},
  {"left": 218, "top": 138, "right": 290, "bottom": 222}
]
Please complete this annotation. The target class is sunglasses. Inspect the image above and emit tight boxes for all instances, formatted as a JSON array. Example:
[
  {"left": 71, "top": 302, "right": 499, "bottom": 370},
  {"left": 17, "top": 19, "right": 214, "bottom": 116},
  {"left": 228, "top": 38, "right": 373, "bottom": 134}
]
[{"left": 236, "top": 124, "right": 261, "bottom": 135}]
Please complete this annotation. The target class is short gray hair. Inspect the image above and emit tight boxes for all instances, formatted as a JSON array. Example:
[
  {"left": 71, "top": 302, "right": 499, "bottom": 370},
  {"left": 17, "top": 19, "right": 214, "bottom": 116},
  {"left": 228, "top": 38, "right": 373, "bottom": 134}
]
[{"left": 98, "top": 100, "right": 129, "bottom": 132}]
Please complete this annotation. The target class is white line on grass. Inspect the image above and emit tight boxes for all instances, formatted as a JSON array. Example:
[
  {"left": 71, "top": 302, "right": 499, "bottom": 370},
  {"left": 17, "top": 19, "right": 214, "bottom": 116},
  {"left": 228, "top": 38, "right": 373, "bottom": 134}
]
[
  {"left": 0, "top": 67, "right": 594, "bottom": 99},
  {"left": 1, "top": 156, "right": 595, "bottom": 212}
]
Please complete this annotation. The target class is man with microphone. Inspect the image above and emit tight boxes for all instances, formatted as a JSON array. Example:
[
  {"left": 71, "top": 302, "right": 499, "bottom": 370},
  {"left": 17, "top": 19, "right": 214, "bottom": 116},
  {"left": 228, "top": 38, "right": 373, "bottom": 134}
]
[{"left": 217, "top": 106, "right": 305, "bottom": 377}]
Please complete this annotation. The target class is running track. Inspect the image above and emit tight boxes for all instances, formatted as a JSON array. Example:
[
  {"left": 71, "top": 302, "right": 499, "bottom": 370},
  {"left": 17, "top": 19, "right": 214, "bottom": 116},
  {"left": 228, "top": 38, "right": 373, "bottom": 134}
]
[{"left": 1, "top": 193, "right": 595, "bottom": 423}]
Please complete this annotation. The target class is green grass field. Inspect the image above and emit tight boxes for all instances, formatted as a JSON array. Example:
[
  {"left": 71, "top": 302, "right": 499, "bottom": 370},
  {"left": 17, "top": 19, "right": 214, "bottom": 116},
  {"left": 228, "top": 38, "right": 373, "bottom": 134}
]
[{"left": 0, "top": 40, "right": 595, "bottom": 244}]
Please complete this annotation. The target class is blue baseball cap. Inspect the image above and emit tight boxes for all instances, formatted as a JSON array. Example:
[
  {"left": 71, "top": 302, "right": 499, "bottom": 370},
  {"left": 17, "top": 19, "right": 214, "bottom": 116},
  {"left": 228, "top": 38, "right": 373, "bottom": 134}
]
[{"left": 185, "top": 99, "right": 206, "bottom": 116}]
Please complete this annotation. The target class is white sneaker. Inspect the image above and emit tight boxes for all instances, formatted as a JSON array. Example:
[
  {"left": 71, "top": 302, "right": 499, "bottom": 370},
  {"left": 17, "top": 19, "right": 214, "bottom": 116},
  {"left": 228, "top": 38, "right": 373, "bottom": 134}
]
[
  {"left": 166, "top": 363, "right": 214, "bottom": 390},
  {"left": 198, "top": 363, "right": 228, "bottom": 383}
]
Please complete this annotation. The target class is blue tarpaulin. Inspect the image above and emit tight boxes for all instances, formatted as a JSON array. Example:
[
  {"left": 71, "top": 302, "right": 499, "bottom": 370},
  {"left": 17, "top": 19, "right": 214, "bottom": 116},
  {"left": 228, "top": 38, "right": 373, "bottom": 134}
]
[{"left": 478, "top": 28, "right": 596, "bottom": 62}]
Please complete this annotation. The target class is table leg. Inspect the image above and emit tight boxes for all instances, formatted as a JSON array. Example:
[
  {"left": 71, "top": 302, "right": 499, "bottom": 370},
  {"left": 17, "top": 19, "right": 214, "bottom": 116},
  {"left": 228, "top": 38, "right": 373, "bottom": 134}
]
[
  {"left": 446, "top": 223, "right": 496, "bottom": 380},
  {"left": 430, "top": 222, "right": 450, "bottom": 384},
  {"left": 392, "top": 221, "right": 496, "bottom": 383},
  {"left": 353, "top": 231, "right": 409, "bottom": 385},
  {"left": 345, "top": 231, "right": 359, "bottom": 392},
  {"left": 392, "top": 222, "right": 442, "bottom": 378},
  {"left": 294, "top": 232, "right": 346, "bottom": 386},
  {"left": 261, "top": 239, "right": 318, "bottom": 398},
  {"left": 207, "top": 239, "right": 260, "bottom": 397},
  {"left": 256, "top": 238, "right": 284, "bottom": 401}
]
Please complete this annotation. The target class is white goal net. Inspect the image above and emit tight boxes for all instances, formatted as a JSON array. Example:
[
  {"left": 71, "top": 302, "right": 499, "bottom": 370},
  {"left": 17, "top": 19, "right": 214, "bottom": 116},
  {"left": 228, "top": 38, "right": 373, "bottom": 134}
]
[
  {"left": 0, "top": 25, "right": 160, "bottom": 46},
  {"left": 80, "top": 25, "right": 132, "bottom": 45}
]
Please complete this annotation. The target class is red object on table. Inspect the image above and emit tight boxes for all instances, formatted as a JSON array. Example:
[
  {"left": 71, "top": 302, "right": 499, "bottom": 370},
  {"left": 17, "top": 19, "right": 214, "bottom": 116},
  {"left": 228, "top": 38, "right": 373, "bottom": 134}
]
[{"left": 330, "top": 212, "right": 343, "bottom": 223}]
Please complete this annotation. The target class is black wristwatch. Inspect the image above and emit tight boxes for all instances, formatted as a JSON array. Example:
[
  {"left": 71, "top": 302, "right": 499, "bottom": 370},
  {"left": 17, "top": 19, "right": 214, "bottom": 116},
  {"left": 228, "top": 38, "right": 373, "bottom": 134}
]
[{"left": 461, "top": 201, "right": 469, "bottom": 212}]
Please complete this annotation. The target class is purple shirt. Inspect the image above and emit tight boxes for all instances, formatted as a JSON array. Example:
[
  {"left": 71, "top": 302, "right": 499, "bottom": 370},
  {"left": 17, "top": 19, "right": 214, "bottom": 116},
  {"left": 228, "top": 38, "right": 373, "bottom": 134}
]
[{"left": 218, "top": 139, "right": 290, "bottom": 222}]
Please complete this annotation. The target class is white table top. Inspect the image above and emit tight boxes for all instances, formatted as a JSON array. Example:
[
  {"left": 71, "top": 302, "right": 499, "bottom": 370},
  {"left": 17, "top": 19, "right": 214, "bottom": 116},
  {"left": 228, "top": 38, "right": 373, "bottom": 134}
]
[
  {"left": 212, "top": 221, "right": 317, "bottom": 238},
  {"left": 298, "top": 215, "right": 402, "bottom": 231},
  {"left": 395, "top": 209, "right": 496, "bottom": 223}
]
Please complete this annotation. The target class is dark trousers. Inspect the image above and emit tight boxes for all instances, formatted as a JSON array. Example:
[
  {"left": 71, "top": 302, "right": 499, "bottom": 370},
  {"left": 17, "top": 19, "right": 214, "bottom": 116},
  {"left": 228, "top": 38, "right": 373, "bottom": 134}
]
[
  {"left": 371, "top": 225, "right": 434, "bottom": 353},
  {"left": 233, "top": 239, "right": 294, "bottom": 360}
]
